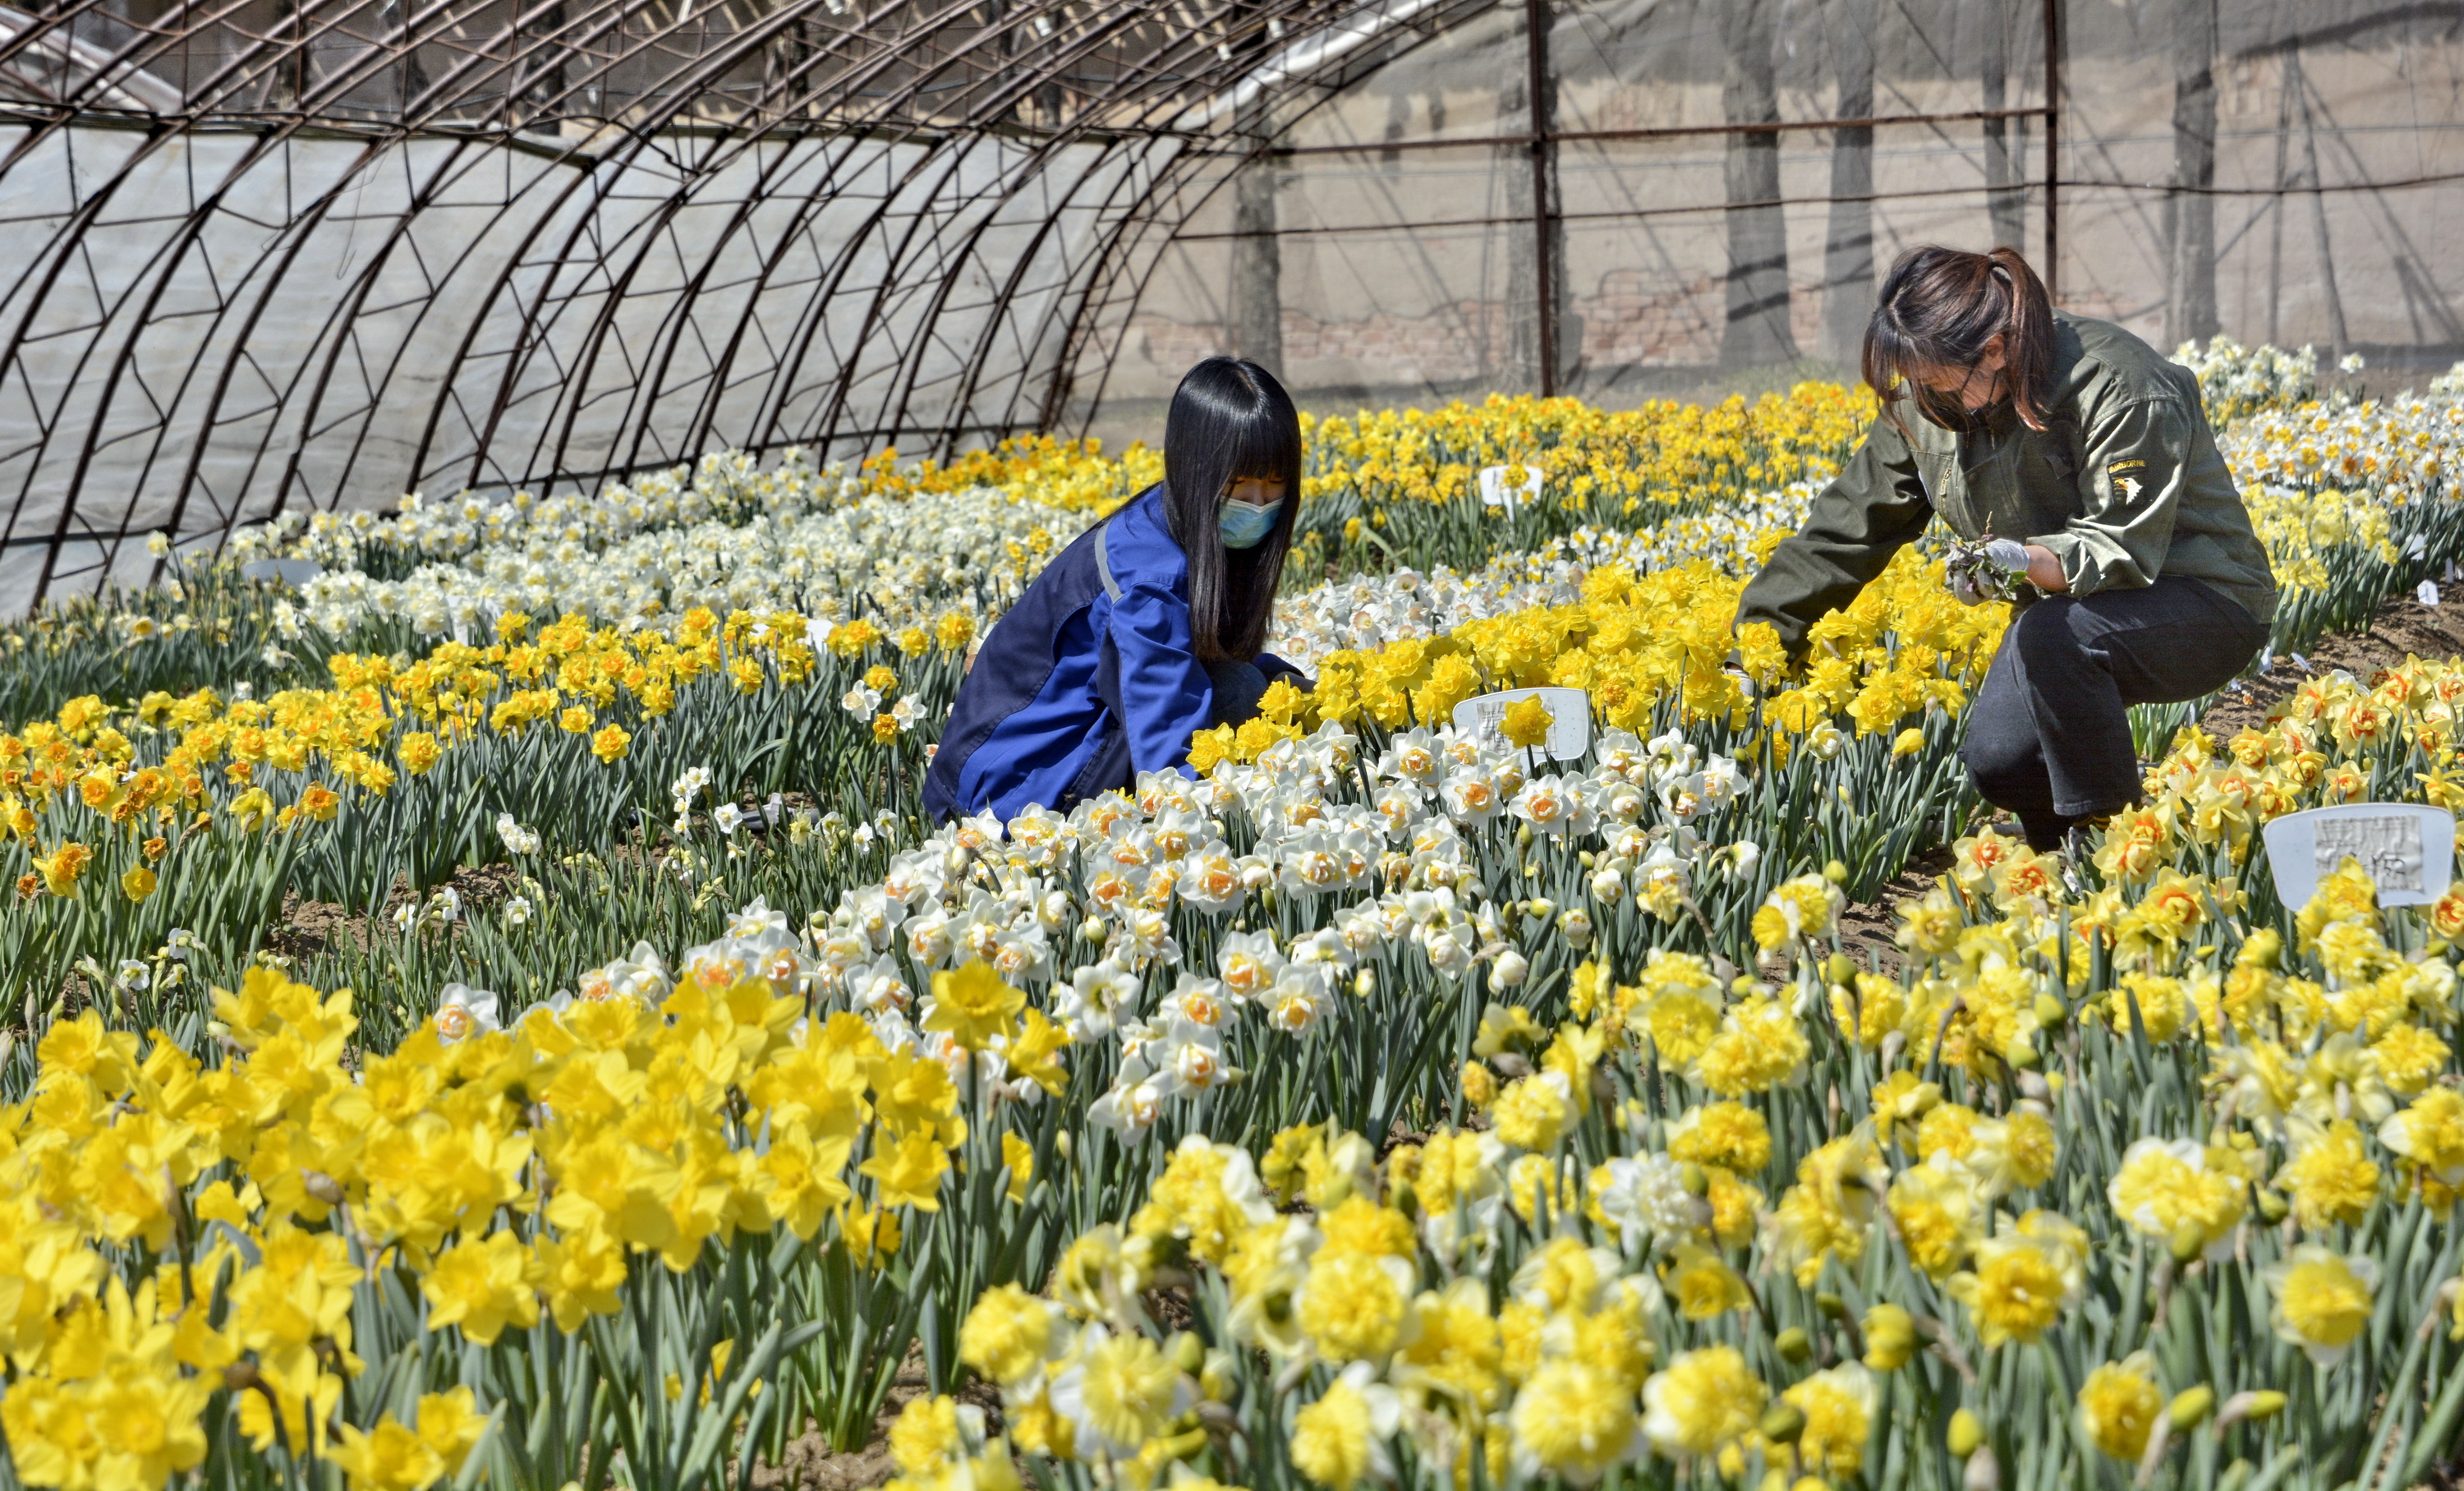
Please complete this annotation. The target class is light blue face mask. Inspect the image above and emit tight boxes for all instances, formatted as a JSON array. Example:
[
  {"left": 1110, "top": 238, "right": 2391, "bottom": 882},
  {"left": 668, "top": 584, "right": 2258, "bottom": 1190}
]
[{"left": 1218, "top": 499, "right": 1282, "bottom": 550}]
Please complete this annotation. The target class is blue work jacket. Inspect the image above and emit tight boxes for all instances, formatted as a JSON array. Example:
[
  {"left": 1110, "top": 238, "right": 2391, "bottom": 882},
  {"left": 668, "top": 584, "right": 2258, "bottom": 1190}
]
[{"left": 925, "top": 485, "right": 1220, "bottom": 822}]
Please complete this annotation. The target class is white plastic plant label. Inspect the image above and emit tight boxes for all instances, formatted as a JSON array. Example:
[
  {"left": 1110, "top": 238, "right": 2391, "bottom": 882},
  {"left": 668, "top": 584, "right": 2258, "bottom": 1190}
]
[
  {"left": 240, "top": 558, "right": 323, "bottom": 587},
  {"left": 2259, "top": 803, "right": 2456, "bottom": 910},
  {"left": 1452, "top": 688, "right": 1592, "bottom": 762},
  {"left": 1477, "top": 464, "right": 1542, "bottom": 515}
]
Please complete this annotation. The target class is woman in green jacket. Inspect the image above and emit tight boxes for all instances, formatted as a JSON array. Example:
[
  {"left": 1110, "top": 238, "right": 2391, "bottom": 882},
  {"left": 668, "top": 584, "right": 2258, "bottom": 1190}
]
[{"left": 1736, "top": 246, "right": 2277, "bottom": 852}]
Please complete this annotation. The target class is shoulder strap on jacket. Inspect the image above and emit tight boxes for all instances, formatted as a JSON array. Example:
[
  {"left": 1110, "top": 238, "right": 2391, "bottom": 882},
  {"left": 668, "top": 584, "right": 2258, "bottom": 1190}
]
[{"left": 1092, "top": 515, "right": 1124, "bottom": 603}]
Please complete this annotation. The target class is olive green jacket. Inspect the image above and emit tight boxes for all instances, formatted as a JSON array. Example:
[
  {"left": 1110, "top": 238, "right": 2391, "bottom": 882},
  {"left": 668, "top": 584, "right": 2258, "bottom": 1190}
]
[{"left": 1736, "top": 313, "right": 2278, "bottom": 652}]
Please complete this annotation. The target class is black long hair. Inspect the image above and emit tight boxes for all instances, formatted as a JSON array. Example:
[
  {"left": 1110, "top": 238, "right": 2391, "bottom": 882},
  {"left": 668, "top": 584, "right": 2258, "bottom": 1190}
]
[
  {"left": 1864, "top": 245, "right": 2057, "bottom": 436},
  {"left": 1160, "top": 357, "right": 1302, "bottom": 662}
]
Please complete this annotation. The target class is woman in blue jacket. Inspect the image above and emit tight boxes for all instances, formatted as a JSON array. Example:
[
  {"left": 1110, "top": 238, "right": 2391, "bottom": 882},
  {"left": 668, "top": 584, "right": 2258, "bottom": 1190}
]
[{"left": 924, "top": 357, "right": 1308, "bottom": 822}]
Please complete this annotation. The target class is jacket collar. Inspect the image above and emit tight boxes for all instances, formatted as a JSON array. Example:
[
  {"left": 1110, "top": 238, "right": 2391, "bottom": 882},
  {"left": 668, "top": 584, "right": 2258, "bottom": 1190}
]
[{"left": 2045, "top": 311, "right": 2093, "bottom": 409}]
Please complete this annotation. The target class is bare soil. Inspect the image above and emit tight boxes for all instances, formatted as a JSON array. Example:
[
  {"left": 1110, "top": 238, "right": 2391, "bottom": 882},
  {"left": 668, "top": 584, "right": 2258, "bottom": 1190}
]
[
  {"left": 2200, "top": 591, "right": 2464, "bottom": 739},
  {"left": 750, "top": 1361, "right": 1004, "bottom": 1490},
  {"left": 258, "top": 798, "right": 807, "bottom": 965},
  {"left": 1834, "top": 843, "right": 1958, "bottom": 980},
  {"left": 263, "top": 860, "right": 525, "bottom": 962}
]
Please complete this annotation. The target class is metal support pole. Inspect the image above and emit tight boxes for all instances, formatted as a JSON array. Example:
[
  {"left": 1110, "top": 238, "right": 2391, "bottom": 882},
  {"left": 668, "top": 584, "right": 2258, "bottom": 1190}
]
[
  {"left": 2043, "top": 0, "right": 2062, "bottom": 301},
  {"left": 1524, "top": 0, "right": 1554, "bottom": 396}
]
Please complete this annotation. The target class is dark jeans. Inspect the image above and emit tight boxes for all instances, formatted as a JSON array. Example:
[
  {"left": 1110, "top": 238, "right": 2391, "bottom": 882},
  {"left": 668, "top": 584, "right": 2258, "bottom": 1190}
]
[{"left": 1962, "top": 576, "right": 2269, "bottom": 850}]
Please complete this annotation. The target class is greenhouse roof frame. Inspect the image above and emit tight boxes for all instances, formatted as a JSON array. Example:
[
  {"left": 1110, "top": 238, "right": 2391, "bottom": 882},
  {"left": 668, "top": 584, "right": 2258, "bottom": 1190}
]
[
  {"left": 0, "top": 0, "right": 1502, "bottom": 604},
  {"left": 6, "top": 0, "right": 2460, "bottom": 611}
]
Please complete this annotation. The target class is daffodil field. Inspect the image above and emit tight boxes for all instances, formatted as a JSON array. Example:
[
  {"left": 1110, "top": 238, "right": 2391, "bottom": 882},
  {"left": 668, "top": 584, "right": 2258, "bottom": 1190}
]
[{"left": 16, "top": 340, "right": 2464, "bottom": 1491}]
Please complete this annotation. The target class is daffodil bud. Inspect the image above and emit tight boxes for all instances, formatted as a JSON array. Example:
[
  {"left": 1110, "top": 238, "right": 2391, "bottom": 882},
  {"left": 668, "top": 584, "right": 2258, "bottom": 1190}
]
[
  {"left": 2254, "top": 1187, "right": 2289, "bottom": 1224},
  {"left": 1947, "top": 1408, "right": 1985, "bottom": 1458},
  {"left": 1961, "top": 1444, "right": 2001, "bottom": 1491},
  {"left": 1815, "top": 1291, "right": 1850, "bottom": 1321},
  {"left": 1077, "top": 917, "right": 1106, "bottom": 943},
  {"left": 1776, "top": 1326, "right": 1812, "bottom": 1362},
  {"left": 2216, "top": 1458, "right": 2255, "bottom": 1491},
  {"left": 1200, "top": 1351, "right": 1239, "bottom": 1404},
  {"left": 2214, "top": 1391, "right": 2287, "bottom": 1431},
  {"left": 1863, "top": 1304, "right": 1918, "bottom": 1370},
  {"left": 1169, "top": 1331, "right": 1206, "bottom": 1374},
  {"left": 1354, "top": 968, "right": 1376, "bottom": 998},
  {"left": 1824, "top": 858, "right": 1848, "bottom": 883},
  {"left": 2033, "top": 992, "right": 2068, "bottom": 1028},
  {"left": 1826, "top": 952, "right": 1856, "bottom": 983},
  {"left": 2168, "top": 1220, "right": 2209, "bottom": 1263},
  {"left": 1680, "top": 1162, "right": 1709, "bottom": 1196},
  {"left": 2002, "top": 1037, "right": 2040, "bottom": 1070},
  {"left": 1758, "top": 1402, "right": 1806, "bottom": 1443},
  {"left": 2167, "top": 1386, "right": 2214, "bottom": 1432}
]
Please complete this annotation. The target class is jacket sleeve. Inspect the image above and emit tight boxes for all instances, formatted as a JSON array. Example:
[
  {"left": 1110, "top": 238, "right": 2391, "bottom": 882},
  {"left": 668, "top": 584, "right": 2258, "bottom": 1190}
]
[
  {"left": 2029, "top": 394, "right": 2190, "bottom": 596},
  {"left": 1109, "top": 581, "right": 1216, "bottom": 779},
  {"left": 1735, "top": 416, "right": 1936, "bottom": 653}
]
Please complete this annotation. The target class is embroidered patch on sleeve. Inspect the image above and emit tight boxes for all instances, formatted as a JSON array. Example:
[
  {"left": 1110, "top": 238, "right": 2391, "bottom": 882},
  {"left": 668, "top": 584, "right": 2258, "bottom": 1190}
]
[{"left": 2107, "top": 457, "right": 2147, "bottom": 479}]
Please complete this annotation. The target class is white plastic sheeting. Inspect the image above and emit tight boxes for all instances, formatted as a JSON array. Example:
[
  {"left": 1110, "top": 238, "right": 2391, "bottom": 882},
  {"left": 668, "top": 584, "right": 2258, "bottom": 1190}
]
[{"left": 0, "top": 122, "right": 1175, "bottom": 607}]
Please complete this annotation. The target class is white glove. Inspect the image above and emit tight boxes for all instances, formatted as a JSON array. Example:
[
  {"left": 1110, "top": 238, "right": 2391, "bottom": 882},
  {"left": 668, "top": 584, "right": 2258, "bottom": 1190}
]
[
  {"left": 1944, "top": 536, "right": 2034, "bottom": 606},
  {"left": 1983, "top": 537, "right": 2032, "bottom": 575}
]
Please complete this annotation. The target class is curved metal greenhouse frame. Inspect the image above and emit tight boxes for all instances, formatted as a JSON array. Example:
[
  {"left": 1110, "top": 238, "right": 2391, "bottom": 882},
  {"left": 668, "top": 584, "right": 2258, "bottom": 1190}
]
[
  {"left": 9, "top": 0, "right": 2464, "bottom": 606},
  {"left": 0, "top": 0, "right": 1473, "bottom": 603}
]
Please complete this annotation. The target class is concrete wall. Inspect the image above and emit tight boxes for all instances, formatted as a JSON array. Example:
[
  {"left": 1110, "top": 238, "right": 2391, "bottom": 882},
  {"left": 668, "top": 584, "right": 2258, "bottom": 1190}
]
[{"left": 1087, "top": 0, "right": 2464, "bottom": 435}]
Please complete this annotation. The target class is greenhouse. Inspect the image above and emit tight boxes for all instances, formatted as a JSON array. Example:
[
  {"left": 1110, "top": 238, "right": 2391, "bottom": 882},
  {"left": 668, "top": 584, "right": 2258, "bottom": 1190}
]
[
  {"left": 6, "top": 0, "right": 2461, "bottom": 600},
  {"left": 7, "top": 0, "right": 2464, "bottom": 1488}
]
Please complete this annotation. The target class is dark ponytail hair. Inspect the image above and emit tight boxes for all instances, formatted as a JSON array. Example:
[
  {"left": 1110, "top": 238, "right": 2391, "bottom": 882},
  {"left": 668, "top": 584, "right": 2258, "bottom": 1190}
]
[
  {"left": 1863, "top": 245, "right": 2056, "bottom": 435},
  {"left": 1160, "top": 357, "right": 1302, "bottom": 663}
]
